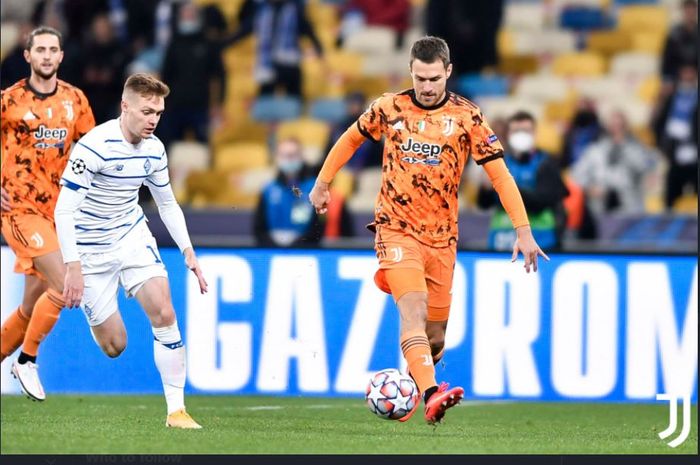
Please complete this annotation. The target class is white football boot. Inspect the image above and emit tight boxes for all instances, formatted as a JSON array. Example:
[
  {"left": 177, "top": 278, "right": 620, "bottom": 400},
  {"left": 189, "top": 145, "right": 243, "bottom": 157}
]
[{"left": 11, "top": 360, "right": 46, "bottom": 401}]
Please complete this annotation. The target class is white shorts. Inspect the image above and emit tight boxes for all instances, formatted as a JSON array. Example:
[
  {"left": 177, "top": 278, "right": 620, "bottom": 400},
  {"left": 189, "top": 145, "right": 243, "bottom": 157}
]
[{"left": 79, "top": 222, "right": 168, "bottom": 326}]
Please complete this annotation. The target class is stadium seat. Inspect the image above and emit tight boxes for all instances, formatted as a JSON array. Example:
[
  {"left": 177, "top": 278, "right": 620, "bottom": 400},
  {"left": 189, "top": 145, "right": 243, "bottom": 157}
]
[
  {"left": 251, "top": 96, "right": 302, "bottom": 122},
  {"left": 586, "top": 30, "right": 633, "bottom": 57},
  {"left": 503, "top": 2, "right": 546, "bottom": 30},
  {"left": 457, "top": 74, "right": 510, "bottom": 99},
  {"left": 211, "top": 119, "right": 269, "bottom": 149},
  {"left": 552, "top": 52, "right": 606, "bottom": 76},
  {"left": 536, "top": 119, "right": 564, "bottom": 156},
  {"left": 528, "top": 29, "right": 578, "bottom": 55},
  {"left": 167, "top": 141, "right": 210, "bottom": 202},
  {"left": 362, "top": 52, "right": 406, "bottom": 77},
  {"left": 214, "top": 142, "right": 270, "bottom": 172},
  {"left": 309, "top": 98, "right": 349, "bottom": 124},
  {"left": 636, "top": 75, "right": 661, "bottom": 103},
  {"left": 559, "top": 6, "right": 612, "bottom": 30},
  {"left": 514, "top": 73, "right": 570, "bottom": 102},
  {"left": 630, "top": 31, "right": 666, "bottom": 54},
  {"left": 497, "top": 55, "right": 540, "bottom": 75},
  {"left": 597, "top": 97, "right": 652, "bottom": 127},
  {"left": 326, "top": 51, "right": 364, "bottom": 80},
  {"left": 474, "top": 96, "right": 545, "bottom": 122},
  {"left": 572, "top": 76, "right": 628, "bottom": 100},
  {"left": 609, "top": 52, "right": 660, "bottom": 79},
  {"left": 276, "top": 118, "right": 330, "bottom": 165},
  {"left": 344, "top": 26, "right": 396, "bottom": 55},
  {"left": 346, "top": 168, "right": 382, "bottom": 213},
  {"left": 617, "top": 5, "right": 669, "bottom": 35},
  {"left": 0, "top": 22, "right": 18, "bottom": 61}
]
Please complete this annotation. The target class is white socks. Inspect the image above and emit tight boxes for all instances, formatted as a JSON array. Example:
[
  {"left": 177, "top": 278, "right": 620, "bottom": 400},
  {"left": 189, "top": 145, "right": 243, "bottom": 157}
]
[{"left": 152, "top": 323, "right": 186, "bottom": 415}]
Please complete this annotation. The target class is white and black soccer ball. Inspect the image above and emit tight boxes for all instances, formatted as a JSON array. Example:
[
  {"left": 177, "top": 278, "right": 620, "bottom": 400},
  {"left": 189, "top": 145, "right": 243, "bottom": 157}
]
[{"left": 365, "top": 368, "right": 420, "bottom": 420}]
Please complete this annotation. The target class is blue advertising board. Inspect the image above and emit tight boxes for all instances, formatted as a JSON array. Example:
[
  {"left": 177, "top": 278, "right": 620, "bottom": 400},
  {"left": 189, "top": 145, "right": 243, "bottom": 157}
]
[{"left": 1, "top": 247, "right": 696, "bottom": 401}]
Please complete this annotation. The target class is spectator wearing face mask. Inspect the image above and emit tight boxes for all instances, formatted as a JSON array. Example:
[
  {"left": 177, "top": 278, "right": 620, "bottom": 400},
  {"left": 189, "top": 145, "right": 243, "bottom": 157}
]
[
  {"left": 254, "top": 137, "right": 323, "bottom": 247},
  {"left": 477, "top": 111, "right": 569, "bottom": 251}
]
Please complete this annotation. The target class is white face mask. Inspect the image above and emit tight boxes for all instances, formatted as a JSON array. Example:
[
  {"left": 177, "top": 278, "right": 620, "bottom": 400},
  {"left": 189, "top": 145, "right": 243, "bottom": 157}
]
[{"left": 508, "top": 130, "right": 535, "bottom": 155}]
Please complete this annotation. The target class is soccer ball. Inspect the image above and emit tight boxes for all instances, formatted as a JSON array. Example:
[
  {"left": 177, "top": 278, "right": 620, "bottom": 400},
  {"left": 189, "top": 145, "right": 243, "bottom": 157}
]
[{"left": 365, "top": 368, "right": 420, "bottom": 420}]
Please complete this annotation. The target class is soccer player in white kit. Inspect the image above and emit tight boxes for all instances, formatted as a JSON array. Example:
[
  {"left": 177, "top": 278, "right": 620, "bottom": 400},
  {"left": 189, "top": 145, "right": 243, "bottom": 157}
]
[{"left": 54, "top": 73, "right": 208, "bottom": 429}]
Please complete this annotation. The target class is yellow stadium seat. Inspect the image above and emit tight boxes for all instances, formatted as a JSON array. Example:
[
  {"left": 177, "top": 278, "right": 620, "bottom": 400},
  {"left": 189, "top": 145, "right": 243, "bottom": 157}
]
[
  {"left": 214, "top": 142, "right": 270, "bottom": 171},
  {"left": 276, "top": 118, "right": 330, "bottom": 165},
  {"left": 631, "top": 32, "right": 666, "bottom": 55},
  {"left": 673, "top": 194, "right": 698, "bottom": 214},
  {"left": 618, "top": 5, "right": 669, "bottom": 35},
  {"left": 552, "top": 52, "right": 606, "bottom": 77},
  {"left": 637, "top": 75, "right": 661, "bottom": 104},
  {"left": 497, "top": 55, "right": 540, "bottom": 75},
  {"left": 497, "top": 29, "right": 516, "bottom": 58},
  {"left": 544, "top": 100, "right": 577, "bottom": 123},
  {"left": 586, "top": 30, "right": 632, "bottom": 57},
  {"left": 536, "top": 120, "right": 563, "bottom": 156},
  {"left": 326, "top": 51, "right": 364, "bottom": 80},
  {"left": 331, "top": 169, "right": 355, "bottom": 199}
]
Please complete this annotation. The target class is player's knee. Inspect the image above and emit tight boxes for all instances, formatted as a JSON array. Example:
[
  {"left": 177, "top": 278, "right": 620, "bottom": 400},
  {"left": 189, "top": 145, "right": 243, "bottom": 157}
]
[
  {"left": 150, "top": 305, "right": 176, "bottom": 328},
  {"left": 102, "top": 340, "right": 126, "bottom": 358}
]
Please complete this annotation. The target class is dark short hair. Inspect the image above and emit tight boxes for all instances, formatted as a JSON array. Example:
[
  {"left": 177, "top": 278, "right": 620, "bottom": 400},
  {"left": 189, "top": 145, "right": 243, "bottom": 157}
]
[
  {"left": 508, "top": 110, "right": 536, "bottom": 127},
  {"left": 123, "top": 73, "right": 170, "bottom": 99},
  {"left": 410, "top": 36, "right": 450, "bottom": 68},
  {"left": 682, "top": 0, "right": 697, "bottom": 8},
  {"left": 26, "top": 26, "right": 63, "bottom": 51}
]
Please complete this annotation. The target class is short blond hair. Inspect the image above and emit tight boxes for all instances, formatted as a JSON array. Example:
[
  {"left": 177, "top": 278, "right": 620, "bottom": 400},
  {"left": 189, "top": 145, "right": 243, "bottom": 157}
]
[{"left": 123, "top": 73, "right": 170, "bottom": 100}]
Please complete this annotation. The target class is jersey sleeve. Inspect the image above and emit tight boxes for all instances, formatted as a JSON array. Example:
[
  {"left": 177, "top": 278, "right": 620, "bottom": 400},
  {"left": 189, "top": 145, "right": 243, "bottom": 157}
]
[
  {"left": 356, "top": 95, "right": 387, "bottom": 142},
  {"left": 72, "top": 88, "right": 96, "bottom": 140},
  {"left": 59, "top": 139, "right": 104, "bottom": 192},
  {"left": 468, "top": 109, "right": 505, "bottom": 165},
  {"left": 146, "top": 148, "right": 170, "bottom": 188}
]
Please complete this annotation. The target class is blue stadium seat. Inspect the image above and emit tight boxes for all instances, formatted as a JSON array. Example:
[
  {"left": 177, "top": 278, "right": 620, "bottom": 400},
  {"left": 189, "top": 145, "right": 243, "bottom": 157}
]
[
  {"left": 614, "top": 0, "right": 658, "bottom": 5},
  {"left": 456, "top": 74, "right": 509, "bottom": 99},
  {"left": 559, "top": 7, "right": 614, "bottom": 30},
  {"left": 251, "top": 96, "right": 302, "bottom": 122},
  {"left": 309, "top": 98, "right": 348, "bottom": 124}
]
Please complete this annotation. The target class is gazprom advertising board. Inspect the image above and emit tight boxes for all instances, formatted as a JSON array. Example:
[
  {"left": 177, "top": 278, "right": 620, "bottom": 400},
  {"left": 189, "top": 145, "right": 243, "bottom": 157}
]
[{"left": 1, "top": 246, "right": 697, "bottom": 401}]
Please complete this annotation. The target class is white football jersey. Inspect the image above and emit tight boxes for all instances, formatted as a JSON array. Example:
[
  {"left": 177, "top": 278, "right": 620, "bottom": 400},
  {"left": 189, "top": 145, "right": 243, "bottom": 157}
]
[{"left": 59, "top": 118, "right": 169, "bottom": 253}]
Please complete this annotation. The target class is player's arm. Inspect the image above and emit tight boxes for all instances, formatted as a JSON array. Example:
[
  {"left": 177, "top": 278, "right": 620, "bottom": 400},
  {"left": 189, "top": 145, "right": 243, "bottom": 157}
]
[
  {"left": 310, "top": 97, "right": 384, "bottom": 213},
  {"left": 54, "top": 142, "right": 99, "bottom": 308},
  {"left": 146, "top": 158, "right": 208, "bottom": 294},
  {"left": 469, "top": 111, "right": 548, "bottom": 272}
]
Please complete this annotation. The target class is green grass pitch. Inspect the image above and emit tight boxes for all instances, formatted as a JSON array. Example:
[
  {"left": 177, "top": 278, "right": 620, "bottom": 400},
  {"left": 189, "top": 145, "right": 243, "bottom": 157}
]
[{"left": 1, "top": 395, "right": 697, "bottom": 454}]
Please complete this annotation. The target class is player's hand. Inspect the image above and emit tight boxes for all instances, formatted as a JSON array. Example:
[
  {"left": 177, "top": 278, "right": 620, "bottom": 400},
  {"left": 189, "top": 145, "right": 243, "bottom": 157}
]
[
  {"left": 184, "top": 247, "right": 208, "bottom": 294},
  {"left": 309, "top": 180, "right": 331, "bottom": 214},
  {"left": 63, "top": 261, "right": 84, "bottom": 308},
  {"left": 511, "top": 225, "right": 549, "bottom": 273},
  {"left": 1, "top": 187, "right": 12, "bottom": 212}
]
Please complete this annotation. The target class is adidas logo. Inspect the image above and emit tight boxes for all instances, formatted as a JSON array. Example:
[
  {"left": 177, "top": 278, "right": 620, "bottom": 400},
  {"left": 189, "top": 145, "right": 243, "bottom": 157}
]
[
  {"left": 392, "top": 120, "right": 404, "bottom": 131},
  {"left": 23, "top": 111, "right": 36, "bottom": 121}
]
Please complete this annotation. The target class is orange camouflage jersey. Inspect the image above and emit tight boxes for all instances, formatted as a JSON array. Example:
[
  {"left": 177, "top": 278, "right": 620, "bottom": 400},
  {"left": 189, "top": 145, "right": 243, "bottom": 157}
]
[
  {"left": 1, "top": 78, "right": 95, "bottom": 219},
  {"left": 357, "top": 89, "right": 504, "bottom": 247}
]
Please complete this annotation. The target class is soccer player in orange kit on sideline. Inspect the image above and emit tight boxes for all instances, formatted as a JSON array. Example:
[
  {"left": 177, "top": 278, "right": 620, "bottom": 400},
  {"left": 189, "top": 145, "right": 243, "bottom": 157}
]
[
  {"left": 0, "top": 26, "right": 95, "bottom": 401},
  {"left": 309, "top": 36, "right": 548, "bottom": 424}
]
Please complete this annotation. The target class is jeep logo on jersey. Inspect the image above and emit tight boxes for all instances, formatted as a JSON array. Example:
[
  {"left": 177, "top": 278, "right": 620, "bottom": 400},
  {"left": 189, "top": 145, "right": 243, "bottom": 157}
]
[
  {"left": 33, "top": 124, "right": 68, "bottom": 141},
  {"left": 399, "top": 137, "right": 442, "bottom": 163}
]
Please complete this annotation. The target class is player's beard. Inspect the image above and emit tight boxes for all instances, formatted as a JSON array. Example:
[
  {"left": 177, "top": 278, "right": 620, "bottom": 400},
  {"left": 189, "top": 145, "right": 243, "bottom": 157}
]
[{"left": 32, "top": 62, "right": 58, "bottom": 81}]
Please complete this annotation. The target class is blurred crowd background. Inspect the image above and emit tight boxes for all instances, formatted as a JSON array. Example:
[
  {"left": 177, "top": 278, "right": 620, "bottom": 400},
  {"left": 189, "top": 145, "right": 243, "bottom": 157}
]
[{"left": 1, "top": 0, "right": 697, "bottom": 252}]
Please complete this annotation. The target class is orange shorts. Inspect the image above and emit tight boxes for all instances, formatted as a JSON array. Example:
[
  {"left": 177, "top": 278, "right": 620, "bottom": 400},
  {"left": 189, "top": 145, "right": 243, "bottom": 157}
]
[
  {"left": 1, "top": 214, "right": 60, "bottom": 277},
  {"left": 373, "top": 226, "right": 456, "bottom": 321}
]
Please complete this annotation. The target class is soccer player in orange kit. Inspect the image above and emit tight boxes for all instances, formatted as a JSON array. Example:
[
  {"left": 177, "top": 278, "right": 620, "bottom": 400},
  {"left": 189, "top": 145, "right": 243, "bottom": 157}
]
[
  {"left": 309, "top": 36, "right": 548, "bottom": 424},
  {"left": 1, "top": 26, "right": 95, "bottom": 400}
]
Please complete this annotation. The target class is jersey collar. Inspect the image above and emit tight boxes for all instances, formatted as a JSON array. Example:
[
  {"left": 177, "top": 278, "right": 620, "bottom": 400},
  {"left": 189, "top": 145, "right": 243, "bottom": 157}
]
[
  {"left": 409, "top": 89, "right": 450, "bottom": 111},
  {"left": 25, "top": 78, "right": 58, "bottom": 100}
]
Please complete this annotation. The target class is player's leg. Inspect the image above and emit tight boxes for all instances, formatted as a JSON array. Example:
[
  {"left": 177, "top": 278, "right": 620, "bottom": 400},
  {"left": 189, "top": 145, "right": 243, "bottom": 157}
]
[
  {"left": 1, "top": 274, "right": 46, "bottom": 362},
  {"left": 133, "top": 276, "right": 201, "bottom": 429},
  {"left": 89, "top": 311, "right": 128, "bottom": 358},
  {"left": 425, "top": 319, "right": 447, "bottom": 365}
]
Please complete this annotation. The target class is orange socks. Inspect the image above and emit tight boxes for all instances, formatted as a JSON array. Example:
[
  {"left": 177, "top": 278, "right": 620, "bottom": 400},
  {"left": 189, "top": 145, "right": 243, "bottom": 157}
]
[
  {"left": 0, "top": 306, "right": 31, "bottom": 361},
  {"left": 400, "top": 328, "right": 437, "bottom": 394},
  {"left": 22, "top": 289, "right": 64, "bottom": 357}
]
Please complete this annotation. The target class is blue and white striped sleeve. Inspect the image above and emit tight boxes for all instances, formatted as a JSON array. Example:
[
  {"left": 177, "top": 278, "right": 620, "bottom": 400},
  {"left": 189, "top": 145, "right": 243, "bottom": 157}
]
[{"left": 60, "top": 140, "right": 104, "bottom": 192}]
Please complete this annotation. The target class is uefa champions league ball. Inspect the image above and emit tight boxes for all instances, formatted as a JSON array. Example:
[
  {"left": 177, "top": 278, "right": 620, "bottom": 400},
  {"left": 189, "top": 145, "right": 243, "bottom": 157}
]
[{"left": 365, "top": 368, "right": 420, "bottom": 420}]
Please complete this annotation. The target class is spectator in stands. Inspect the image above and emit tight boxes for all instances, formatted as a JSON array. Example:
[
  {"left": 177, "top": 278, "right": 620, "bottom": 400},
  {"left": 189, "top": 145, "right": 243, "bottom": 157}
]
[
  {"left": 79, "top": 13, "right": 129, "bottom": 123},
  {"left": 254, "top": 137, "right": 323, "bottom": 247},
  {"left": 572, "top": 110, "right": 658, "bottom": 220},
  {"left": 223, "top": 0, "right": 324, "bottom": 97},
  {"left": 561, "top": 97, "right": 604, "bottom": 168},
  {"left": 426, "top": 0, "right": 504, "bottom": 76},
  {"left": 661, "top": 0, "right": 697, "bottom": 87},
  {"left": 477, "top": 111, "right": 568, "bottom": 251},
  {"left": 324, "top": 92, "right": 383, "bottom": 173},
  {"left": 1, "top": 22, "right": 34, "bottom": 89},
  {"left": 159, "top": 1, "right": 225, "bottom": 149},
  {"left": 652, "top": 62, "right": 698, "bottom": 210},
  {"left": 340, "top": 0, "right": 411, "bottom": 49}
]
